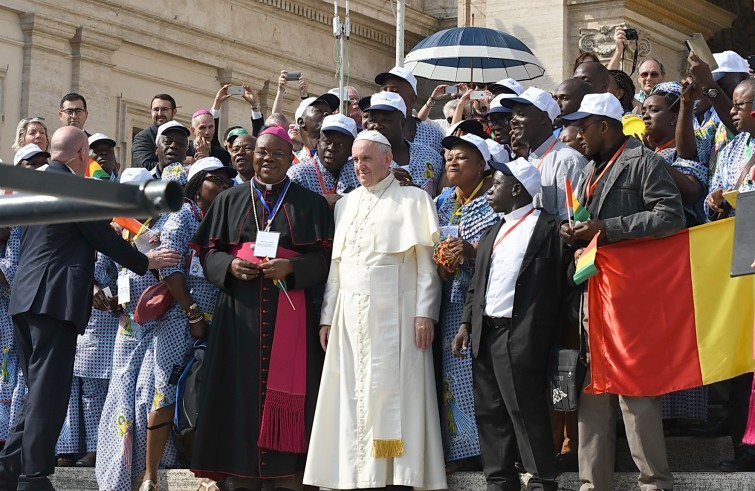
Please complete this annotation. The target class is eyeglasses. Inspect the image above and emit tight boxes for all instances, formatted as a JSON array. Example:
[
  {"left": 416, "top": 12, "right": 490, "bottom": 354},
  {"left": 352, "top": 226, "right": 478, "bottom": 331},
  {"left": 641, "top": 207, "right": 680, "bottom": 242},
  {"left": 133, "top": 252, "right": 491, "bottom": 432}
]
[
  {"left": 204, "top": 175, "right": 232, "bottom": 187},
  {"left": 20, "top": 116, "right": 45, "bottom": 124},
  {"left": 485, "top": 114, "right": 512, "bottom": 126},
  {"left": 254, "top": 150, "right": 286, "bottom": 159},
  {"left": 732, "top": 101, "right": 754, "bottom": 112},
  {"left": 61, "top": 108, "right": 86, "bottom": 116},
  {"left": 576, "top": 120, "right": 601, "bottom": 135},
  {"left": 639, "top": 71, "right": 660, "bottom": 79}
]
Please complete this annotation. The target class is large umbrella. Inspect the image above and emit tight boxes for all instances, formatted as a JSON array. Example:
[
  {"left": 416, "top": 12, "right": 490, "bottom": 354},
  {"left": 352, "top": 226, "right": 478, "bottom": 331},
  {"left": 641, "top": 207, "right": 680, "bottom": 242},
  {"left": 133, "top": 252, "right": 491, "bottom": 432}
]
[{"left": 404, "top": 27, "right": 545, "bottom": 83}]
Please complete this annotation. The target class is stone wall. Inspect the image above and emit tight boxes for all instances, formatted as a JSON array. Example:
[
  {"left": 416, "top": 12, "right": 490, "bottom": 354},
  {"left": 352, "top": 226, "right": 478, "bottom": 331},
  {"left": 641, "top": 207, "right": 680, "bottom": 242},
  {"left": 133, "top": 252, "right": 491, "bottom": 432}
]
[{"left": 0, "top": 0, "right": 439, "bottom": 166}]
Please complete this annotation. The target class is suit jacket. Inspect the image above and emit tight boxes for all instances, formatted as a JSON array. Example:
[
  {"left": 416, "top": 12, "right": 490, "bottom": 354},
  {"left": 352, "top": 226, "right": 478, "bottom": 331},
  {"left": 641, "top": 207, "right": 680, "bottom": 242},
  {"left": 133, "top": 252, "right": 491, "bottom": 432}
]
[
  {"left": 9, "top": 162, "right": 149, "bottom": 333},
  {"left": 462, "top": 211, "right": 565, "bottom": 366},
  {"left": 132, "top": 123, "right": 159, "bottom": 170}
]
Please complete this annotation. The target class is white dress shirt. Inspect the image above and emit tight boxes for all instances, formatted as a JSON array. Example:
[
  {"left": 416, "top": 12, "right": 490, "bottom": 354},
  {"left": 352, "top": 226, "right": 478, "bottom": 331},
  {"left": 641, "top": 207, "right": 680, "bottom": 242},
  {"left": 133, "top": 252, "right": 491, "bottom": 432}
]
[
  {"left": 484, "top": 203, "right": 540, "bottom": 318},
  {"left": 528, "top": 135, "right": 587, "bottom": 221}
]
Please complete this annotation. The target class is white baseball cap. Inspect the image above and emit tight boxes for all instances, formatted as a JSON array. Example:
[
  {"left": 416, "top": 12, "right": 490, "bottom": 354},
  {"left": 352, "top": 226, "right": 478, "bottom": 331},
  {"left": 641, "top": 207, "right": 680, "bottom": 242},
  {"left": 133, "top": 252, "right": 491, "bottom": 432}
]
[
  {"left": 88, "top": 133, "right": 116, "bottom": 148},
  {"left": 365, "top": 92, "right": 407, "bottom": 117},
  {"left": 375, "top": 66, "right": 418, "bottom": 95},
  {"left": 561, "top": 93, "right": 624, "bottom": 122},
  {"left": 119, "top": 167, "right": 154, "bottom": 185},
  {"left": 321, "top": 113, "right": 358, "bottom": 139},
  {"left": 294, "top": 93, "right": 341, "bottom": 124},
  {"left": 13, "top": 143, "right": 50, "bottom": 166},
  {"left": 188, "top": 156, "right": 237, "bottom": 182},
  {"left": 442, "top": 134, "right": 491, "bottom": 163},
  {"left": 155, "top": 121, "right": 190, "bottom": 142},
  {"left": 488, "top": 78, "right": 524, "bottom": 95},
  {"left": 499, "top": 87, "right": 561, "bottom": 123},
  {"left": 486, "top": 139, "right": 510, "bottom": 165},
  {"left": 487, "top": 94, "right": 518, "bottom": 114},
  {"left": 495, "top": 157, "right": 542, "bottom": 200},
  {"left": 354, "top": 129, "right": 391, "bottom": 147},
  {"left": 712, "top": 51, "right": 750, "bottom": 81}
]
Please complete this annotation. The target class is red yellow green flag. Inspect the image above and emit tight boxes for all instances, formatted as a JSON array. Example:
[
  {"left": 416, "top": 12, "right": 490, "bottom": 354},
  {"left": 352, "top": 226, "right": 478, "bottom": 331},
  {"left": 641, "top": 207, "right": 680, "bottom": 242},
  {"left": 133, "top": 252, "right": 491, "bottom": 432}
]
[
  {"left": 565, "top": 178, "right": 590, "bottom": 222},
  {"left": 86, "top": 159, "right": 110, "bottom": 180},
  {"left": 586, "top": 218, "right": 755, "bottom": 396},
  {"left": 573, "top": 232, "right": 600, "bottom": 285}
]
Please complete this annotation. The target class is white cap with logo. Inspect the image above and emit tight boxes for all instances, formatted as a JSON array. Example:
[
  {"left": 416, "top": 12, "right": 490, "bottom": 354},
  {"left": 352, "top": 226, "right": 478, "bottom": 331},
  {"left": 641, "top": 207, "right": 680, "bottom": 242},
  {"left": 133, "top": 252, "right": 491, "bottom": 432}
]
[
  {"left": 88, "top": 133, "right": 116, "bottom": 148},
  {"left": 442, "top": 134, "right": 491, "bottom": 164},
  {"left": 488, "top": 78, "right": 525, "bottom": 96},
  {"left": 119, "top": 167, "right": 154, "bottom": 185},
  {"left": 188, "top": 156, "right": 237, "bottom": 182},
  {"left": 374, "top": 66, "right": 418, "bottom": 95},
  {"left": 13, "top": 143, "right": 50, "bottom": 166},
  {"left": 499, "top": 87, "right": 561, "bottom": 123},
  {"left": 497, "top": 157, "right": 542, "bottom": 200},
  {"left": 561, "top": 93, "right": 624, "bottom": 122},
  {"left": 321, "top": 114, "right": 358, "bottom": 139},
  {"left": 155, "top": 121, "right": 190, "bottom": 142},
  {"left": 712, "top": 51, "right": 750, "bottom": 81},
  {"left": 365, "top": 92, "right": 407, "bottom": 117}
]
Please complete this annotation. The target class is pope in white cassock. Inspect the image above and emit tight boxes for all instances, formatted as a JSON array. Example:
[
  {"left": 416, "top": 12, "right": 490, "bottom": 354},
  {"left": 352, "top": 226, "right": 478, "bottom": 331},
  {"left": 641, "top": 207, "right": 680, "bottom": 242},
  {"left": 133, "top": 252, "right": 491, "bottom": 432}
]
[{"left": 303, "top": 130, "right": 447, "bottom": 490}]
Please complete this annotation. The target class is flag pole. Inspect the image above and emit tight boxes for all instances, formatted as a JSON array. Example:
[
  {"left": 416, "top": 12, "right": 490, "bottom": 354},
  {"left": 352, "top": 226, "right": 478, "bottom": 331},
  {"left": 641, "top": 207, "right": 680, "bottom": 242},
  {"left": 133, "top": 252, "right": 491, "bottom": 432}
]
[{"left": 396, "top": 0, "right": 405, "bottom": 66}]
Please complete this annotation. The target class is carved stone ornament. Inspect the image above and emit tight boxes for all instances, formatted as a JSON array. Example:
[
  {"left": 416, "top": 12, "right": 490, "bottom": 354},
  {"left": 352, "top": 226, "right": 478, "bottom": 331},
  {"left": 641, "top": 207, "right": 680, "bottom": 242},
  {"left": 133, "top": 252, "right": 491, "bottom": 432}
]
[{"left": 579, "top": 25, "right": 652, "bottom": 59}]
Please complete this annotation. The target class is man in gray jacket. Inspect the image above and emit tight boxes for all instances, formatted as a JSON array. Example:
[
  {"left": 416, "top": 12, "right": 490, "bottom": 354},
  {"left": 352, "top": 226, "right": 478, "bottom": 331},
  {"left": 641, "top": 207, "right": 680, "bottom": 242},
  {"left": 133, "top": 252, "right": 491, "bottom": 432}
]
[{"left": 560, "top": 94, "right": 684, "bottom": 491}]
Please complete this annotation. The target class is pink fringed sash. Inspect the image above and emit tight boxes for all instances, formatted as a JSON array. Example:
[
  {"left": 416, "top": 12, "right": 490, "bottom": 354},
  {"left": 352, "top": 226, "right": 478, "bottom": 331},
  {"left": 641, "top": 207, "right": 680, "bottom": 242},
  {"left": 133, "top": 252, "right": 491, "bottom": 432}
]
[{"left": 230, "top": 242, "right": 308, "bottom": 453}]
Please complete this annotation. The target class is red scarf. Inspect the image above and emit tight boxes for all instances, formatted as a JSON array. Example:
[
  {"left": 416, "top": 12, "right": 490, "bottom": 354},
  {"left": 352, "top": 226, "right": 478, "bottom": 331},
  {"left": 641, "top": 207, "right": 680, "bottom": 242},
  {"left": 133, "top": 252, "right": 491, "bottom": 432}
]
[{"left": 230, "top": 242, "right": 308, "bottom": 453}]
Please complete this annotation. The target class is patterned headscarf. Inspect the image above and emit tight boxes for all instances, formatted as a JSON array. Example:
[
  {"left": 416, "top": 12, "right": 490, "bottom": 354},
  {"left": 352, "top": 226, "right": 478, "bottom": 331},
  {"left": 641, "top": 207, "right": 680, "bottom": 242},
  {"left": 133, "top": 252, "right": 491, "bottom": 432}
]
[{"left": 650, "top": 81, "right": 682, "bottom": 97}]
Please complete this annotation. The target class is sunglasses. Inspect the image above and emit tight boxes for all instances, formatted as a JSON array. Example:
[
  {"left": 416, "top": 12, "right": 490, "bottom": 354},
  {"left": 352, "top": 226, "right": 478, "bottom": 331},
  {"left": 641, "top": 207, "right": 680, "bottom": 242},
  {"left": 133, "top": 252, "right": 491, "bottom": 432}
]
[{"left": 21, "top": 116, "right": 45, "bottom": 124}]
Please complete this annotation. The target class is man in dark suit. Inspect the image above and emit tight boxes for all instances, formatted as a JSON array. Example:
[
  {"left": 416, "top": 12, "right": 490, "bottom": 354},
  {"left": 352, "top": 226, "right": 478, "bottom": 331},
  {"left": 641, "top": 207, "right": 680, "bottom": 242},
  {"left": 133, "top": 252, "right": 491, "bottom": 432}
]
[
  {"left": 0, "top": 126, "right": 181, "bottom": 491},
  {"left": 132, "top": 94, "right": 177, "bottom": 169},
  {"left": 453, "top": 157, "right": 563, "bottom": 491}
]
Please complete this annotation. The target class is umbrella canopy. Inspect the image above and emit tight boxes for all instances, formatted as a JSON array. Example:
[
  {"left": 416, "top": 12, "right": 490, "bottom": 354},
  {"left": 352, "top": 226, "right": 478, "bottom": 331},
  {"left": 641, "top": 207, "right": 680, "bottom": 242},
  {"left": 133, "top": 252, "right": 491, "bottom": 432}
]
[{"left": 404, "top": 27, "right": 545, "bottom": 83}]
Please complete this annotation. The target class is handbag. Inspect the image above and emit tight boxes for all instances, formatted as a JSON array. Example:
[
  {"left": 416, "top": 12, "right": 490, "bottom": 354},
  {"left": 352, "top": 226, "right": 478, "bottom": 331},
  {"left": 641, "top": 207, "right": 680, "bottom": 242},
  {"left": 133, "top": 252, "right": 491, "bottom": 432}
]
[
  {"left": 173, "top": 341, "right": 206, "bottom": 461},
  {"left": 547, "top": 346, "right": 587, "bottom": 412},
  {"left": 548, "top": 287, "right": 588, "bottom": 412},
  {"left": 133, "top": 281, "right": 173, "bottom": 324}
]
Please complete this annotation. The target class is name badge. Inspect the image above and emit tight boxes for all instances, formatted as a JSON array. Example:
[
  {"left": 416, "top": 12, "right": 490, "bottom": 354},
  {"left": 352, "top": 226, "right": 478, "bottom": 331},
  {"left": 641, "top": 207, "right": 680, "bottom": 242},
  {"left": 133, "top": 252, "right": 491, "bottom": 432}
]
[
  {"left": 254, "top": 231, "right": 280, "bottom": 258},
  {"left": 439, "top": 225, "right": 459, "bottom": 239},
  {"left": 117, "top": 271, "right": 131, "bottom": 305},
  {"left": 188, "top": 253, "right": 204, "bottom": 277}
]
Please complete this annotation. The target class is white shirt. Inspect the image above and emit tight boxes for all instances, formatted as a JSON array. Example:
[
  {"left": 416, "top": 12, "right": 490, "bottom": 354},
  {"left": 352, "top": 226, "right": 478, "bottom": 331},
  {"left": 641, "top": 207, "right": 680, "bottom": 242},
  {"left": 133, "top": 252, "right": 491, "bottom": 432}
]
[
  {"left": 484, "top": 204, "right": 540, "bottom": 318},
  {"left": 528, "top": 135, "right": 587, "bottom": 221}
]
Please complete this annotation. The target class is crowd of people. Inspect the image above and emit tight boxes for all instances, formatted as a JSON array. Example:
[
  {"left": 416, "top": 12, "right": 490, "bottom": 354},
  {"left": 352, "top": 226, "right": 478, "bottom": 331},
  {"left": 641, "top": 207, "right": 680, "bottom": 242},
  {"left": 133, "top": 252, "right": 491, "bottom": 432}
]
[{"left": 1, "top": 37, "right": 755, "bottom": 491}]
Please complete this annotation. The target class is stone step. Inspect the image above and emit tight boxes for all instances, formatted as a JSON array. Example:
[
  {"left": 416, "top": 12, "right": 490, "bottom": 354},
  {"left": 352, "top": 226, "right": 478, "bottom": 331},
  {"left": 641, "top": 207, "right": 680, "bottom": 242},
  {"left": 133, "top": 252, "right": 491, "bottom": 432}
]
[
  {"left": 48, "top": 468, "right": 755, "bottom": 491},
  {"left": 614, "top": 435, "right": 734, "bottom": 471}
]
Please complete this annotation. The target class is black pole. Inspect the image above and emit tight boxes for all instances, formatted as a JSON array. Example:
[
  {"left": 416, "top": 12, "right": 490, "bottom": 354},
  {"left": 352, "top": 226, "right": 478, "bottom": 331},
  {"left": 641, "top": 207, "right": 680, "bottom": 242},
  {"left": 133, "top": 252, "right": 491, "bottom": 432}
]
[
  {"left": 0, "top": 166, "right": 183, "bottom": 227},
  {"left": 0, "top": 165, "right": 182, "bottom": 215}
]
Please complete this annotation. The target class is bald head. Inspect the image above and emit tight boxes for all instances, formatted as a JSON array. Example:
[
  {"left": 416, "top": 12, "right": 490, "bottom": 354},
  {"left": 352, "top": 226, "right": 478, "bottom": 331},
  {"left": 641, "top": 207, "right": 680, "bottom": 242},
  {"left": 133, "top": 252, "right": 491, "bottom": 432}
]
[
  {"left": 573, "top": 61, "right": 610, "bottom": 94},
  {"left": 554, "top": 78, "right": 591, "bottom": 116},
  {"left": 50, "top": 126, "right": 89, "bottom": 175}
]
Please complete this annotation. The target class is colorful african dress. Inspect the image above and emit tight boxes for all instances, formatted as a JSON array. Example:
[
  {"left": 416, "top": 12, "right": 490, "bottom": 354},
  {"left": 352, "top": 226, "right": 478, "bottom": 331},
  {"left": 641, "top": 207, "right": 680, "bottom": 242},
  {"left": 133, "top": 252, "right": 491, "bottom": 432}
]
[
  {"left": 391, "top": 140, "right": 444, "bottom": 196},
  {"left": 435, "top": 188, "right": 499, "bottom": 461},
  {"left": 0, "top": 227, "right": 20, "bottom": 442}
]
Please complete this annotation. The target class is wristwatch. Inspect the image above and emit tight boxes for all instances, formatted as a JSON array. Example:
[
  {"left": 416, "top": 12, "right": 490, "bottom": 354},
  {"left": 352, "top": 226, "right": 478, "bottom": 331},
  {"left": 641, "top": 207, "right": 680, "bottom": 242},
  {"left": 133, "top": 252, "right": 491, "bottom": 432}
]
[{"left": 705, "top": 87, "right": 719, "bottom": 99}]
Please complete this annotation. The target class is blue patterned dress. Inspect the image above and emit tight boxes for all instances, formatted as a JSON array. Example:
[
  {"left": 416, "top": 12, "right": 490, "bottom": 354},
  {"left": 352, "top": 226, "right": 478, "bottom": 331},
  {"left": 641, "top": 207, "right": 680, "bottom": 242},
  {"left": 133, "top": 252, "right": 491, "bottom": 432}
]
[
  {"left": 414, "top": 119, "right": 444, "bottom": 155},
  {"left": 287, "top": 156, "right": 360, "bottom": 195},
  {"left": 435, "top": 188, "right": 499, "bottom": 462},
  {"left": 0, "top": 227, "right": 20, "bottom": 442},
  {"left": 655, "top": 146, "right": 709, "bottom": 226},
  {"left": 97, "top": 214, "right": 170, "bottom": 491},
  {"left": 56, "top": 252, "right": 120, "bottom": 454},
  {"left": 391, "top": 140, "right": 444, "bottom": 196}
]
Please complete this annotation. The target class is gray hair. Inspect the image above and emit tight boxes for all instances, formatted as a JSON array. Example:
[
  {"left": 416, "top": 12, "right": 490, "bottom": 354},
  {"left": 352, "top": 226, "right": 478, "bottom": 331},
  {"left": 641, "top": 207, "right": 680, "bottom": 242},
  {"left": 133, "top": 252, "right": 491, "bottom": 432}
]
[{"left": 265, "top": 113, "right": 290, "bottom": 128}]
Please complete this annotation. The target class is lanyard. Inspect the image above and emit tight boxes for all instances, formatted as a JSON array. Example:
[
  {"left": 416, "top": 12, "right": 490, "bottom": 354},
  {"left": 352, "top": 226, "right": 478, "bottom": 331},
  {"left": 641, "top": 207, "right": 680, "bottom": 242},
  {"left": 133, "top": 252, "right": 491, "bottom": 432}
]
[
  {"left": 251, "top": 179, "right": 292, "bottom": 231},
  {"left": 585, "top": 139, "right": 629, "bottom": 202},
  {"left": 531, "top": 140, "right": 558, "bottom": 170},
  {"left": 451, "top": 176, "right": 489, "bottom": 223},
  {"left": 492, "top": 207, "right": 535, "bottom": 252},
  {"left": 313, "top": 161, "right": 336, "bottom": 195},
  {"left": 655, "top": 138, "right": 676, "bottom": 153}
]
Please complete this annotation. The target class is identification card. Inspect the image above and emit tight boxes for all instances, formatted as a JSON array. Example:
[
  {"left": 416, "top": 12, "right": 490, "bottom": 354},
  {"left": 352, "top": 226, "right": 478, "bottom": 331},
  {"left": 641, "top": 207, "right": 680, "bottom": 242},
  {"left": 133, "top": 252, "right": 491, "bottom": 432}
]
[
  {"left": 439, "top": 225, "right": 459, "bottom": 239},
  {"left": 254, "top": 231, "right": 280, "bottom": 258},
  {"left": 189, "top": 253, "right": 204, "bottom": 277},
  {"left": 117, "top": 272, "right": 131, "bottom": 305}
]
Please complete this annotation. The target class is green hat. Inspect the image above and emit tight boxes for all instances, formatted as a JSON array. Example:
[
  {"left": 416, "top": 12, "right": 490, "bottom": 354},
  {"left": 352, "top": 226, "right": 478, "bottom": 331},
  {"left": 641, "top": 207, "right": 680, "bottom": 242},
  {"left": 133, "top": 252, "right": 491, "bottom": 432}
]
[{"left": 227, "top": 127, "right": 249, "bottom": 142}]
